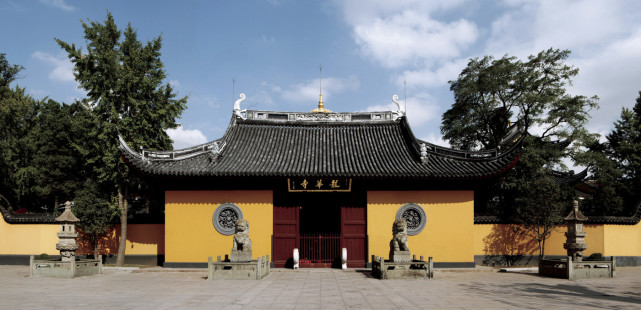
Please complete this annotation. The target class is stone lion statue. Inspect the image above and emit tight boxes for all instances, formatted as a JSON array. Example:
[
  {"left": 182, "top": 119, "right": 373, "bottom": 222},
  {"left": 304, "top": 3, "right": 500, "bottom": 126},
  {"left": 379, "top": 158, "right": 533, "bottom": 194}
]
[
  {"left": 232, "top": 219, "right": 252, "bottom": 252},
  {"left": 391, "top": 218, "right": 409, "bottom": 252}
]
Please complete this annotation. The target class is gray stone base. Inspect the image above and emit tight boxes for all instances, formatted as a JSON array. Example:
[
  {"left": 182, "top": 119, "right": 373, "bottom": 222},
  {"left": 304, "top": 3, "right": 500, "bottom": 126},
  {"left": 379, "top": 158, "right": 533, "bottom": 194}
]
[
  {"left": 30, "top": 255, "right": 102, "bottom": 278},
  {"left": 208, "top": 255, "right": 270, "bottom": 280},
  {"left": 390, "top": 251, "right": 411, "bottom": 263},
  {"left": 371, "top": 255, "right": 433, "bottom": 279},
  {"left": 230, "top": 250, "right": 252, "bottom": 262}
]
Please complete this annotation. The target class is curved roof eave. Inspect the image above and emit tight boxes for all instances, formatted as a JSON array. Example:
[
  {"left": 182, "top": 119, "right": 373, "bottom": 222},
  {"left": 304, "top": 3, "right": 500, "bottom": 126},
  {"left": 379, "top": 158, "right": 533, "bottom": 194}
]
[{"left": 118, "top": 110, "right": 524, "bottom": 180}]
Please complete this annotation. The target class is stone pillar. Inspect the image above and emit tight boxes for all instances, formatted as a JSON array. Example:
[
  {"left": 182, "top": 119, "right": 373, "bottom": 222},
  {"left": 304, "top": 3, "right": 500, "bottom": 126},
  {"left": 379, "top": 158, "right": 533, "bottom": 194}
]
[
  {"left": 55, "top": 201, "right": 80, "bottom": 262},
  {"left": 563, "top": 200, "right": 588, "bottom": 262}
]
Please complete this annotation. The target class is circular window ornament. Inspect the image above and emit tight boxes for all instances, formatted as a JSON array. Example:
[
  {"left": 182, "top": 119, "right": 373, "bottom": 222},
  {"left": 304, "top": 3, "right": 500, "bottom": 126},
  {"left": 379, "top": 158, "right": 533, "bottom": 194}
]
[
  {"left": 212, "top": 203, "right": 244, "bottom": 235},
  {"left": 396, "top": 203, "right": 426, "bottom": 235}
]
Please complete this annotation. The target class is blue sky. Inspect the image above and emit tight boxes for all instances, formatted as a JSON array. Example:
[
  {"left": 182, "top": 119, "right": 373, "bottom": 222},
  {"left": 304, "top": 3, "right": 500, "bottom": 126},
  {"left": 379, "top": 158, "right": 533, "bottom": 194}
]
[{"left": 2, "top": 0, "right": 641, "bottom": 151}]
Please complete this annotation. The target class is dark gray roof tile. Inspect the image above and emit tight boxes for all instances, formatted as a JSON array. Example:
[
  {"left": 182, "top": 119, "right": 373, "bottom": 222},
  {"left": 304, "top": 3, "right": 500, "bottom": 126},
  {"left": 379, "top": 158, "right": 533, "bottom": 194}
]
[{"left": 120, "top": 111, "right": 523, "bottom": 180}]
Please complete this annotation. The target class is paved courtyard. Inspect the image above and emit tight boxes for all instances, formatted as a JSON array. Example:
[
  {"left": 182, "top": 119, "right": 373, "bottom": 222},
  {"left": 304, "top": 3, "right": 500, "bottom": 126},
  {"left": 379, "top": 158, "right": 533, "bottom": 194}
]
[{"left": 1, "top": 265, "right": 641, "bottom": 309}]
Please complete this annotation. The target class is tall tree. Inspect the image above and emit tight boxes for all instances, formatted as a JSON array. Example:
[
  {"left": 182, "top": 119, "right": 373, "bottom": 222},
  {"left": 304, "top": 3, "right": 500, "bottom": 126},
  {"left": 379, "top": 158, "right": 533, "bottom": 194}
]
[
  {"left": 0, "top": 54, "right": 43, "bottom": 210},
  {"left": 577, "top": 91, "right": 641, "bottom": 215},
  {"left": 443, "top": 48, "right": 598, "bottom": 152},
  {"left": 441, "top": 49, "right": 598, "bottom": 257},
  {"left": 57, "top": 13, "right": 187, "bottom": 265}
]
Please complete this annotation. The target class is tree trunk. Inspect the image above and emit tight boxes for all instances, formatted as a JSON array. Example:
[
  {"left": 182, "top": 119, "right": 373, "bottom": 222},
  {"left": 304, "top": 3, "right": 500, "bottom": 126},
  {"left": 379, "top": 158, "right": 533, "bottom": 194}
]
[
  {"left": 115, "top": 181, "right": 128, "bottom": 266},
  {"left": 93, "top": 233, "right": 99, "bottom": 258}
]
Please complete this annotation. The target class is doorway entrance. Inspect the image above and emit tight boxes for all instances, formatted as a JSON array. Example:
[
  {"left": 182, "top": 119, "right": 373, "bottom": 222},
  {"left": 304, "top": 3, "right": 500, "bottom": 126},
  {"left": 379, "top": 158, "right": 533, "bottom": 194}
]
[
  {"left": 299, "top": 196, "right": 341, "bottom": 267},
  {"left": 272, "top": 191, "right": 367, "bottom": 268}
]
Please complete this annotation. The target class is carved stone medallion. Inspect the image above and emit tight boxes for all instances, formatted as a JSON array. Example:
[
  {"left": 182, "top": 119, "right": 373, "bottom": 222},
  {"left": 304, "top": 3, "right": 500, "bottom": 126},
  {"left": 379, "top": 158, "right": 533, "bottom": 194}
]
[
  {"left": 395, "top": 203, "right": 426, "bottom": 235},
  {"left": 212, "top": 203, "right": 244, "bottom": 235}
]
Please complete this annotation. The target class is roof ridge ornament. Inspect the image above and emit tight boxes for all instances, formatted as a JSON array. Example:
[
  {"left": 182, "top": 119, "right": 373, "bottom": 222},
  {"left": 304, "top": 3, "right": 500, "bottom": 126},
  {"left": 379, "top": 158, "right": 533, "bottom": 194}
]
[
  {"left": 392, "top": 94, "right": 405, "bottom": 120},
  {"left": 420, "top": 143, "right": 428, "bottom": 163},
  {"left": 234, "top": 93, "right": 247, "bottom": 120},
  {"left": 311, "top": 65, "right": 332, "bottom": 113}
]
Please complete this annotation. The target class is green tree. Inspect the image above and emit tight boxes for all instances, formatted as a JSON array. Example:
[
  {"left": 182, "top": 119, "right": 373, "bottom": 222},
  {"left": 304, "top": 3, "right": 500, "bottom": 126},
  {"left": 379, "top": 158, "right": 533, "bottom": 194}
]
[
  {"left": 30, "top": 100, "right": 86, "bottom": 209},
  {"left": 607, "top": 93, "right": 641, "bottom": 204},
  {"left": 73, "top": 179, "right": 118, "bottom": 258},
  {"left": 441, "top": 48, "right": 598, "bottom": 257},
  {"left": 443, "top": 48, "right": 598, "bottom": 152},
  {"left": 513, "top": 176, "right": 573, "bottom": 258},
  {"left": 0, "top": 54, "right": 44, "bottom": 210},
  {"left": 57, "top": 13, "right": 187, "bottom": 266},
  {"left": 577, "top": 91, "right": 641, "bottom": 215}
]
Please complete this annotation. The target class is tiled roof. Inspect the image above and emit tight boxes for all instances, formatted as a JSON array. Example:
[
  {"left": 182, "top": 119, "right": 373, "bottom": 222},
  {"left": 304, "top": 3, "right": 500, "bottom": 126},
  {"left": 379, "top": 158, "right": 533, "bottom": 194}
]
[
  {"left": 550, "top": 169, "right": 588, "bottom": 184},
  {"left": 0, "top": 195, "right": 56, "bottom": 224},
  {"left": 120, "top": 110, "right": 523, "bottom": 180},
  {"left": 475, "top": 199, "right": 641, "bottom": 225}
]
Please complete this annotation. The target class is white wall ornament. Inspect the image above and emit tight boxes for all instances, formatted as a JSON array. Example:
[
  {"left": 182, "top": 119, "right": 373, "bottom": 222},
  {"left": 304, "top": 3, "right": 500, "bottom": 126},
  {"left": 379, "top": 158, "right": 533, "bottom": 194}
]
[
  {"left": 212, "top": 203, "right": 244, "bottom": 235},
  {"left": 395, "top": 203, "right": 426, "bottom": 235}
]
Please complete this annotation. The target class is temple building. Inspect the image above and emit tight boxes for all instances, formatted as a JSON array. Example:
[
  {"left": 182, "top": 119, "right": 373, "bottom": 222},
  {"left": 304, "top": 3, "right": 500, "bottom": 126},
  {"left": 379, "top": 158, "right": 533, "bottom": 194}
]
[
  {"left": 118, "top": 94, "right": 522, "bottom": 268},
  {"left": 3, "top": 94, "right": 641, "bottom": 267}
]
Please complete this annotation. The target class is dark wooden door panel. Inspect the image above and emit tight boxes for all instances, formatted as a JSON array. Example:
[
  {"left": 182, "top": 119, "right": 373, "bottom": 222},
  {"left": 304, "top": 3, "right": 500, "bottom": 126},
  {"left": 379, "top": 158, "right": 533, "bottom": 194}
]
[
  {"left": 273, "top": 205, "right": 298, "bottom": 268},
  {"left": 341, "top": 204, "right": 367, "bottom": 268}
]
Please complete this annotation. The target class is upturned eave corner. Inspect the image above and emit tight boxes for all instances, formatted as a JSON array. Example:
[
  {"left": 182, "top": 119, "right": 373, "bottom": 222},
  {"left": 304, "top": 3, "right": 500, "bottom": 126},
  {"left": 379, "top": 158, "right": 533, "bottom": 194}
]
[{"left": 118, "top": 135, "right": 141, "bottom": 159}]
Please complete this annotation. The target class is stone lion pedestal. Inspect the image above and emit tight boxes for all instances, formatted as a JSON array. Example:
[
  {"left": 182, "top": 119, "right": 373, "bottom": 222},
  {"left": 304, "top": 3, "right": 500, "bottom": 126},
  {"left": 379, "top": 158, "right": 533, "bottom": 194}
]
[
  {"left": 208, "top": 219, "right": 270, "bottom": 280},
  {"left": 372, "top": 219, "right": 433, "bottom": 279}
]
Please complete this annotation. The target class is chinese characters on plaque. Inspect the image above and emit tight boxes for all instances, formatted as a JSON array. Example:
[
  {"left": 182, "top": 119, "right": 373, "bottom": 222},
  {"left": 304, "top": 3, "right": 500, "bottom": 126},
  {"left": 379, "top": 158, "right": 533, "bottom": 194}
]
[{"left": 288, "top": 178, "right": 352, "bottom": 192}]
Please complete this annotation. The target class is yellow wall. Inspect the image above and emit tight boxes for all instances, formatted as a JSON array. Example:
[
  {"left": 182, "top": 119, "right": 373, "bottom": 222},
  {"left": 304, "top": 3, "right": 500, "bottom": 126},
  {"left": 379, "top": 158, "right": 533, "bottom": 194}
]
[
  {"left": 0, "top": 215, "right": 164, "bottom": 256},
  {"left": 604, "top": 223, "right": 641, "bottom": 256},
  {"left": 368, "top": 191, "right": 474, "bottom": 263},
  {"left": 165, "top": 190, "right": 273, "bottom": 263},
  {"left": 0, "top": 218, "right": 58, "bottom": 255},
  {"left": 474, "top": 224, "right": 605, "bottom": 257},
  {"left": 89, "top": 224, "right": 165, "bottom": 256}
]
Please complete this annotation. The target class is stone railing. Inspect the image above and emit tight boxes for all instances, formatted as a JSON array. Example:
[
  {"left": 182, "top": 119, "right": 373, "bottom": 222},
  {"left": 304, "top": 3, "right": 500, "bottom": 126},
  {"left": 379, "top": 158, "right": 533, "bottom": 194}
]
[
  {"left": 30, "top": 255, "right": 102, "bottom": 278},
  {"left": 371, "top": 254, "right": 433, "bottom": 279},
  {"left": 539, "top": 256, "right": 615, "bottom": 280}
]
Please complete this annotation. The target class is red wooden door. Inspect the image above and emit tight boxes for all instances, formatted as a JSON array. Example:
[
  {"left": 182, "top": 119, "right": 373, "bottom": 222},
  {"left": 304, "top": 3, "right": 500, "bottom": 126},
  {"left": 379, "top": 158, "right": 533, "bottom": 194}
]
[
  {"left": 341, "top": 205, "right": 367, "bottom": 268},
  {"left": 273, "top": 205, "right": 299, "bottom": 268}
]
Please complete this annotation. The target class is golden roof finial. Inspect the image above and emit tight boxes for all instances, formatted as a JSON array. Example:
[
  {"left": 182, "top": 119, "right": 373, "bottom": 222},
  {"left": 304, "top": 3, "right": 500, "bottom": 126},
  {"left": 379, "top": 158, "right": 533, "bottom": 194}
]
[{"left": 311, "top": 65, "right": 331, "bottom": 113}]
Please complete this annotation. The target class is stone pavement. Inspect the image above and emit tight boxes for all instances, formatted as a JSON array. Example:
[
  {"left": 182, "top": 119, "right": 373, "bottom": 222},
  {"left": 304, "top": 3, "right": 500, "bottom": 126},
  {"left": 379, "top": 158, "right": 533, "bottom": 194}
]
[{"left": 1, "top": 265, "right": 641, "bottom": 309}]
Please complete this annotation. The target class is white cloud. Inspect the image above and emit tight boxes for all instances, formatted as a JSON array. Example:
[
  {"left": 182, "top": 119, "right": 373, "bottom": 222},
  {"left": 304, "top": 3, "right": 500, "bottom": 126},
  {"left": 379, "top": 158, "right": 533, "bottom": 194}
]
[
  {"left": 394, "top": 58, "right": 468, "bottom": 88},
  {"left": 277, "top": 75, "right": 360, "bottom": 103},
  {"left": 352, "top": 10, "right": 478, "bottom": 68},
  {"left": 168, "top": 80, "right": 181, "bottom": 88},
  {"left": 569, "top": 26, "right": 641, "bottom": 131},
  {"left": 31, "top": 51, "right": 75, "bottom": 83},
  {"left": 420, "top": 133, "right": 450, "bottom": 148},
  {"left": 474, "top": 0, "right": 641, "bottom": 136},
  {"left": 3, "top": 1, "right": 25, "bottom": 11},
  {"left": 261, "top": 35, "right": 275, "bottom": 43},
  {"left": 331, "top": 0, "right": 479, "bottom": 92},
  {"left": 39, "top": 0, "right": 75, "bottom": 11},
  {"left": 365, "top": 92, "right": 440, "bottom": 126},
  {"left": 166, "top": 126, "right": 208, "bottom": 149},
  {"left": 332, "top": 0, "right": 468, "bottom": 25}
]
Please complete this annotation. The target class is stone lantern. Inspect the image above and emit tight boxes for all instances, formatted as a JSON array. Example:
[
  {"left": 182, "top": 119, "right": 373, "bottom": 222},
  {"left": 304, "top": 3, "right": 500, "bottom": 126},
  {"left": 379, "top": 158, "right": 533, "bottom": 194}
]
[
  {"left": 55, "top": 201, "right": 79, "bottom": 262},
  {"left": 563, "top": 200, "right": 588, "bottom": 262}
]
